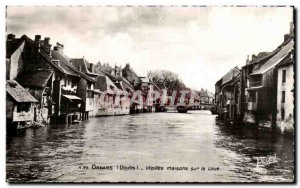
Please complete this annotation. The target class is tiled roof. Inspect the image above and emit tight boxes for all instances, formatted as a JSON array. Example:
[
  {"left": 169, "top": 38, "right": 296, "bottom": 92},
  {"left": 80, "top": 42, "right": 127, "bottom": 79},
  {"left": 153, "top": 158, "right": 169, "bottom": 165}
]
[
  {"left": 244, "top": 37, "right": 294, "bottom": 68},
  {"left": 17, "top": 69, "right": 53, "bottom": 88},
  {"left": 221, "top": 66, "right": 240, "bottom": 85},
  {"left": 251, "top": 40, "right": 294, "bottom": 75},
  {"left": 70, "top": 58, "right": 98, "bottom": 76},
  {"left": 6, "top": 80, "right": 38, "bottom": 103},
  {"left": 51, "top": 50, "right": 79, "bottom": 77},
  {"left": 95, "top": 75, "right": 120, "bottom": 94},
  {"left": 19, "top": 35, "right": 67, "bottom": 76},
  {"left": 52, "top": 50, "right": 95, "bottom": 82},
  {"left": 276, "top": 55, "right": 294, "bottom": 68}
]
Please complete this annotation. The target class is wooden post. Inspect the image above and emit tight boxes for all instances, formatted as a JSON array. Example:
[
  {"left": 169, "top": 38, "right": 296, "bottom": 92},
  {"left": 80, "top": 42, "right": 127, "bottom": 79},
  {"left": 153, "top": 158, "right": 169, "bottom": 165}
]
[{"left": 65, "top": 115, "right": 68, "bottom": 124}]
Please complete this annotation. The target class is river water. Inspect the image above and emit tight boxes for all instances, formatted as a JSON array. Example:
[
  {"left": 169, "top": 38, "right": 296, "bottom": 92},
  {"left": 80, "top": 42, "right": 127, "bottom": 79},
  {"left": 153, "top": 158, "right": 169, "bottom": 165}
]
[{"left": 6, "top": 110, "right": 294, "bottom": 183}]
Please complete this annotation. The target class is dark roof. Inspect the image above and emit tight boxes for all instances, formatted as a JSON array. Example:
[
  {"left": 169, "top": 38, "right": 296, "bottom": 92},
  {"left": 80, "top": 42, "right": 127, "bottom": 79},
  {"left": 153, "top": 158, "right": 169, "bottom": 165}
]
[
  {"left": 251, "top": 40, "right": 294, "bottom": 75},
  {"left": 6, "top": 38, "right": 25, "bottom": 58},
  {"left": 95, "top": 75, "right": 119, "bottom": 94},
  {"left": 70, "top": 58, "right": 98, "bottom": 76},
  {"left": 17, "top": 69, "right": 53, "bottom": 88},
  {"left": 243, "top": 37, "right": 294, "bottom": 68},
  {"left": 52, "top": 50, "right": 95, "bottom": 82},
  {"left": 19, "top": 35, "right": 66, "bottom": 76},
  {"left": 6, "top": 80, "right": 38, "bottom": 103},
  {"left": 93, "top": 68, "right": 105, "bottom": 76},
  {"left": 51, "top": 50, "right": 79, "bottom": 77},
  {"left": 106, "top": 72, "right": 135, "bottom": 92},
  {"left": 276, "top": 55, "right": 294, "bottom": 68},
  {"left": 120, "top": 77, "right": 135, "bottom": 92},
  {"left": 221, "top": 66, "right": 240, "bottom": 85}
]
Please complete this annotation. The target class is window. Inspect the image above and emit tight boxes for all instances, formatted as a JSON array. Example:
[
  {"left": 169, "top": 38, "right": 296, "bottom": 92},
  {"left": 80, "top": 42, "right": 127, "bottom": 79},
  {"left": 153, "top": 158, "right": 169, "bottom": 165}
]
[
  {"left": 281, "top": 91, "right": 285, "bottom": 103},
  {"left": 281, "top": 108, "right": 285, "bottom": 120},
  {"left": 17, "top": 103, "right": 30, "bottom": 112},
  {"left": 282, "top": 70, "right": 286, "bottom": 83}
]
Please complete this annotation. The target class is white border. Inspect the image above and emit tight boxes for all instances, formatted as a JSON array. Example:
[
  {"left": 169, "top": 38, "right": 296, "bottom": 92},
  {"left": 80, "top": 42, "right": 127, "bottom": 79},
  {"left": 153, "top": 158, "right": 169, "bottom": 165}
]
[{"left": 0, "top": 0, "right": 298, "bottom": 187}]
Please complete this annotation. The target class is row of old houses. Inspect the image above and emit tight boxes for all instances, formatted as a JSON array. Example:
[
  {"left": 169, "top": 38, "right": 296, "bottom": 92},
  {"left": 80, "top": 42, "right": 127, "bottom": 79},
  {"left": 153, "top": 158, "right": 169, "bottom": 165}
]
[
  {"left": 214, "top": 23, "right": 294, "bottom": 134},
  {"left": 6, "top": 34, "right": 203, "bottom": 129}
]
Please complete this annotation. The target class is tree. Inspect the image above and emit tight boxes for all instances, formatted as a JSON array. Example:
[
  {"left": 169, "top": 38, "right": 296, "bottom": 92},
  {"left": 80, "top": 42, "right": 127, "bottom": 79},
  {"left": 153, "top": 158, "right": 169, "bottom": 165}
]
[{"left": 147, "top": 70, "right": 187, "bottom": 91}]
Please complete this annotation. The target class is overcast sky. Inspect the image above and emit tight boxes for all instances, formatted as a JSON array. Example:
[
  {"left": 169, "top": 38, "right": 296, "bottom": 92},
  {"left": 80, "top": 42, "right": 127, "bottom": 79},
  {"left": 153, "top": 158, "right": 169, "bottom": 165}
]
[{"left": 6, "top": 6, "right": 293, "bottom": 91}]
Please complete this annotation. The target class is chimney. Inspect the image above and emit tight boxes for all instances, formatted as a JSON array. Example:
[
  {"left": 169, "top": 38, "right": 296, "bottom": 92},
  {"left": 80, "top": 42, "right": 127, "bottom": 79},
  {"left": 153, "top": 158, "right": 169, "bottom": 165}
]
[
  {"left": 35, "top": 35, "right": 41, "bottom": 51},
  {"left": 43, "top": 37, "right": 52, "bottom": 55},
  {"left": 252, "top": 54, "right": 256, "bottom": 61},
  {"left": 44, "top": 37, "right": 50, "bottom": 45},
  {"left": 290, "top": 22, "right": 294, "bottom": 35},
  {"left": 7, "top": 34, "right": 15, "bottom": 40},
  {"left": 90, "top": 63, "right": 94, "bottom": 73},
  {"left": 35, "top": 35, "right": 41, "bottom": 44},
  {"left": 246, "top": 55, "right": 250, "bottom": 64},
  {"left": 118, "top": 66, "right": 122, "bottom": 76},
  {"left": 54, "top": 42, "right": 64, "bottom": 54},
  {"left": 284, "top": 34, "right": 290, "bottom": 42}
]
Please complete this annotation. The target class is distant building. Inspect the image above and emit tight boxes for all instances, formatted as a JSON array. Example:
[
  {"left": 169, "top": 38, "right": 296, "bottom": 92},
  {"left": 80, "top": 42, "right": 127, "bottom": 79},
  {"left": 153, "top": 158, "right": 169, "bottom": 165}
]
[
  {"left": 93, "top": 66, "right": 123, "bottom": 116},
  {"left": 139, "top": 76, "right": 155, "bottom": 112},
  {"left": 215, "top": 66, "right": 240, "bottom": 120},
  {"left": 198, "top": 89, "right": 214, "bottom": 109},
  {"left": 108, "top": 65, "right": 135, "bottom": 115},
  {"left": 122, "top": 64, "right": 143, "bottom": 113}
]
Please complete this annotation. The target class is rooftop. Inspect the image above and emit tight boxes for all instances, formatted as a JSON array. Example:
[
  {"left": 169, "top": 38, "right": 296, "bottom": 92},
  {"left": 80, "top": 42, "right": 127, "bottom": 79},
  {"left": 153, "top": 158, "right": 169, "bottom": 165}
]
[
  {"left": 6, "top": 80, "right": 38, "bottom": 103},
  {"left": 251, "top": 39, "right": 294, "bottom": 75},
  {"left": 17, "top": 69, "right": 53, "bottom": 88}
]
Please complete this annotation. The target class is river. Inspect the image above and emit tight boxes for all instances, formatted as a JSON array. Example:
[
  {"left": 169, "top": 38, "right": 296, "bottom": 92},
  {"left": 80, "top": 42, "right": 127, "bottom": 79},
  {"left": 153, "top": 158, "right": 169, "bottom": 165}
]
[{"left": 6, "top": 110, "right": 294, "bottom": 183}]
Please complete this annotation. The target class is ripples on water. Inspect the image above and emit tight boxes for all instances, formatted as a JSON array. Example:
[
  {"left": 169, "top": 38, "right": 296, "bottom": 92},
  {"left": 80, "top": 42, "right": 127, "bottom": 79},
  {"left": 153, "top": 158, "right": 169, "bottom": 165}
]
[{"left": 6, "top": 111, "right": 294, "bottom": 183}]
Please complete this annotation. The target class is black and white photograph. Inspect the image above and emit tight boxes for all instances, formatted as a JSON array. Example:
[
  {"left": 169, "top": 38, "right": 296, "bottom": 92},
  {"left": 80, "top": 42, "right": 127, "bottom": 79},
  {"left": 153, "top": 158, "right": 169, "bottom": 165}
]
[{"left": 5, "top": 5, "right": 295, "bottom": 183}]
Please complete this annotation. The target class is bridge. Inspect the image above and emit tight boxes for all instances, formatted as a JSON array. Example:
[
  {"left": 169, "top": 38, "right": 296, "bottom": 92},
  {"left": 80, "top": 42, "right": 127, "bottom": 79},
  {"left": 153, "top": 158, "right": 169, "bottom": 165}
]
[{"left": 155, "top": 102, "right": 202, "bottom": 113}]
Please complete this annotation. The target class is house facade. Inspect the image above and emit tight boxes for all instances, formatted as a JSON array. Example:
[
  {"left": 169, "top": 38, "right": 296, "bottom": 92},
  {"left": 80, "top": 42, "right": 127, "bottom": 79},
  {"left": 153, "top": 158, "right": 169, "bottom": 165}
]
[
  {"left": 52, "top": 44, "right": 96, "bottom": 121},
  {"left": 276, "top": 52, "right": 294, "bottom": 133},
  {"left": 246, "top": 39, "right": 294, "bottom": 129},
  {"left": 6, "top": 80, "right": 38, "bottom": 129}
]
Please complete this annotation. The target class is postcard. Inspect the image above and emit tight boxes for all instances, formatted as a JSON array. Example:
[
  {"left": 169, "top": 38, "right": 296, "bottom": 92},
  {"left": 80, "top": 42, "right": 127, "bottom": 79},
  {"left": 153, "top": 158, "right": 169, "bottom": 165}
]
[{"left": 5, "top": 6, "right": 295, "bottom": 183}]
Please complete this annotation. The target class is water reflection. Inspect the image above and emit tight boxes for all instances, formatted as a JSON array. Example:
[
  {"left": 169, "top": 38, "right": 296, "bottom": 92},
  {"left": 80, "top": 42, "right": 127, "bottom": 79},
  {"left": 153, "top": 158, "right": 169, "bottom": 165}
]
[{"left": 6, "top": 111, "right": 294, "bottom": 182}]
